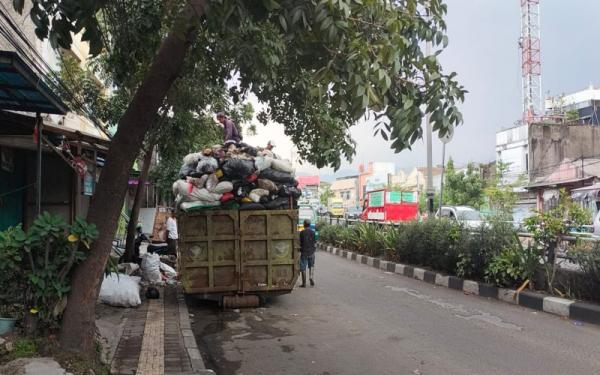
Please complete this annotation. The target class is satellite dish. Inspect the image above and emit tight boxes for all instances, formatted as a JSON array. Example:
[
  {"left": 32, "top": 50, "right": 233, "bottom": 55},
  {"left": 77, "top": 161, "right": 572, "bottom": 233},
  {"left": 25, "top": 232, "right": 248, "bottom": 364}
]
[{"left": 439, "top": 126, "right": 454, "bottom": 144}]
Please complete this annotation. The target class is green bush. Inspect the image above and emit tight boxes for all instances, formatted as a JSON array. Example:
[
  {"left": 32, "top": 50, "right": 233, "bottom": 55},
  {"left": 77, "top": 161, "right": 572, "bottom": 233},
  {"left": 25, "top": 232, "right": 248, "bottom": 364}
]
[
  {"left": 0, "top": 213, "right": 98, "bottom": 328},
  {"left": 317, "top": 219, "right": 517, "bottom": 282},
  {"left": 351, "top": 223, "right": 387, "bottom": 257},
  {"left": 571, "top": 243, "right": 600, "bottom": 302},
  {"left": 485, "top": 239, "right": 540, "bottom": 288},
  {"left": 455, "top": 221, "right": 516, "bottom": 281}
]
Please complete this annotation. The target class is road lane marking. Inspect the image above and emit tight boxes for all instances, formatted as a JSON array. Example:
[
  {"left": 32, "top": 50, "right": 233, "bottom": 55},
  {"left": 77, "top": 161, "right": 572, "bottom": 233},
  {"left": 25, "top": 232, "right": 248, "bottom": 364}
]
[{"left": 385, "top": 285, "right": 522, "bottom": 331}]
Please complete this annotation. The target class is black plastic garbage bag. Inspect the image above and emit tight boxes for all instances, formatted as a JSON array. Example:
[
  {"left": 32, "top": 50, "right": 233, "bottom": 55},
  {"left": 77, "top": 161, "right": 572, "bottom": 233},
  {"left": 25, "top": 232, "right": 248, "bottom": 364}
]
[
  {"left": 196, "top": 155, "right": 218, "bottom": 174},
  {"left": 239, "top": 202, "right": 266, "bottom": 211},
  {"left": 179, "top": 163, "right": 196, "bottom": 179},
  {"left": 239, "top": 143, "right": 258, "bottom": 157},
  {"left": 259, "top": 168, "right": 295, "bottom": 184},
  {"left": 264, "top": 197, "right": 292, "bottom": 210},
  {"left": 278, "top": 184, "right": 302, "bottom": 198},
  {"left": 222, "top": 159, "right": 255, "bottom": 178}
]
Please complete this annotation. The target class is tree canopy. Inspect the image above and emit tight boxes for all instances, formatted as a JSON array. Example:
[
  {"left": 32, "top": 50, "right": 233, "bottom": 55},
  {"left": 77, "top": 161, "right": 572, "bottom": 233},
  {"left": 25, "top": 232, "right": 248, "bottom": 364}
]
[
  {"left": 443, "top": 158, "right": 486, "bottom": 209},
  {"left": 22, "top": 0, "right": 465, "bottom": 170}
]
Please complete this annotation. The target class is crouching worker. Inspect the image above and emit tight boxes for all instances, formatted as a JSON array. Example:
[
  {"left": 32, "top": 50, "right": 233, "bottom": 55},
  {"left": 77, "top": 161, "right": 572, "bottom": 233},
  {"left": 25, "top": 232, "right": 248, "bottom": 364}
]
[{"left": 299, "top": 219, "right": 316, "bottom": 287}]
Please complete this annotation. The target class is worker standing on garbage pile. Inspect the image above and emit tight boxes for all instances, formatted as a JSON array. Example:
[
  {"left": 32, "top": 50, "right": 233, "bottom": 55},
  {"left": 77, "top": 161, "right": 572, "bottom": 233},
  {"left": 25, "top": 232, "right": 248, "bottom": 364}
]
[
  {"left": 299, "top": 219, "right": 316, "bottom": 287},
  {"left": 165, "top": 209, "right": 179, "bottom": 256},
  {"left": 216, "top": 112, "right": 242, "bottom": 147}
]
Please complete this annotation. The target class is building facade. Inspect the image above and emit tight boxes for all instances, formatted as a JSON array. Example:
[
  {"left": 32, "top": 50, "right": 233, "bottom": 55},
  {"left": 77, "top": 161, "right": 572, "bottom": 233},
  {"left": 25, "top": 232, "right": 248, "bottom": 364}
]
[
  {"left": 0, "top": 1, "right": 109, "bottom": 230},
  {"left": 545, "top": 85, "right": 600, "bottom": 125},
  {"left": 527, "top": 122, "right": 600, "bottom": 211},
  {"left": 330, "top": 176, "right": 359, "bottom": 209},
  {"left": 496, "top": 125, "right": 529, "bottom": 185},
  {"left": 358, "top": 162, "right": 395, "bottom": 205}
]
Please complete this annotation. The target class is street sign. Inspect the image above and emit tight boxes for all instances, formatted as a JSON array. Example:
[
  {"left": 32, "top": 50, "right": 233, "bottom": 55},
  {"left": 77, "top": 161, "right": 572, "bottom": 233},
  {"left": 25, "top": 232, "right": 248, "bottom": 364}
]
[{"left": 439, "top": 125, "right": 454, "bottom": 144}]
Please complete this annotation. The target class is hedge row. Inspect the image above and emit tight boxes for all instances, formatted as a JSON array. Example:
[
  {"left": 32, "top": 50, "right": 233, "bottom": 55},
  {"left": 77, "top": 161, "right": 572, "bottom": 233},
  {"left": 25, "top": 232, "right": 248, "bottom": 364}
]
[{"left": 317, "top": 220, "right": 600, "bottom": 303}]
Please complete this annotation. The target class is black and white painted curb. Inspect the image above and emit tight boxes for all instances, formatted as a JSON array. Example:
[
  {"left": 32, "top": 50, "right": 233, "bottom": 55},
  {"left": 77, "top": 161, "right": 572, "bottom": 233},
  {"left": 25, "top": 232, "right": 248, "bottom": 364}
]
[
  {"left": 318, "top": 243, "right": 600, "bottom": 326},
  {"left": 177, "top": 287, "right": 216, "bottom": 375}
]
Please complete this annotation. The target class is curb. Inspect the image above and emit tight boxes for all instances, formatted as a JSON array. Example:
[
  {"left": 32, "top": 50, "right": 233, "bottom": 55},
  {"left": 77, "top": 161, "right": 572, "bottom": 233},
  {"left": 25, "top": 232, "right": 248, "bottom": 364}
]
[
  {"left": 320, "top": 244, "right": 600, "bottom": 326},
  {"left": 177, "top": 286, "right": 216, "bottom": 375}
]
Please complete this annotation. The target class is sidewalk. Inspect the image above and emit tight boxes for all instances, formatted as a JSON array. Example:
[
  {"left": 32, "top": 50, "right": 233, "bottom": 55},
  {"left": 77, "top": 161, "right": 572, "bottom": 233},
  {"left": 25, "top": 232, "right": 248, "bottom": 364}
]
[{"left": 109, "top": 285, "right": 214, "bottom": 375}]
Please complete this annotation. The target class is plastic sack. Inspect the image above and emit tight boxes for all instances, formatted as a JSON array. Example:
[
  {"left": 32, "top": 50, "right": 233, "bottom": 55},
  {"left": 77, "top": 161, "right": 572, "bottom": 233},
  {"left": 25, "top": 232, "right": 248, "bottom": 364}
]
[
  {"left": 258, "top": 179, "right": 278, "bottom": 193},
  {"left": 173, "top": 180, "right": 222, "bottom": 203},
  {"left": 99, "top": 273, "right": 142, "bottom": 307},
  {"left": 222, "top": 158, "right": 255, "bottom": 178},
  {"left": 271, "top": 158, "right": 294, "bottom": 173},
  {"left": 246, "top": 173, "right": 258, "bottom": 183},
  {"left": 249, "top": 188, "right": 270, "bottom": 203},
  {"left": 239, "top": 143, "right": 258, "bottom": 157},
  {"left": 278, "top": 184, "right": 302, "bottom": 198},
  {"left": 254, "top": 156, "right": 273, "bottom": 172},
  {"left": 205, "top": 173, "right": 219, "bottom": 192},
  {"left": 178, "top": 163, "right": 196, "bottom": 179},
  {"left": 141, "top": 253, "right": 162, "bottom": 282},
  {"left": 196, "top": 155, "right": 218, "bottom": 174},
  {"left": 220, "top": 192, "right": 234, "bottom": 202},
  {"left": 117, "top": 263, "right": 140, "bottom": 276},
  {"left": 183, "top": 152, "right": 202, "bottom": 166},
  {"left": 259, "top": 168, "right": 296, "bottom": 184},
  {"left": 160, "top": 262, "right": 177, "bottom": 279},
  {"left": 213, "top": 181, "right": 233, "bottom": 194},
  {"left": 188, "top": 175, "right": 208, "bottom": 189},
  {"left": 264, "top": 197, "right": 292, "bottom": 210}
]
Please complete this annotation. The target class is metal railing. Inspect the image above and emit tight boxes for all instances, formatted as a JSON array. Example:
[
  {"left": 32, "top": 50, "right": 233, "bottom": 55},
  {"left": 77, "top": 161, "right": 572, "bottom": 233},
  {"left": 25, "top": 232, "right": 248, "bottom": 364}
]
[{"left": 318, "top": 214, "right": 600, "bottom": 243}]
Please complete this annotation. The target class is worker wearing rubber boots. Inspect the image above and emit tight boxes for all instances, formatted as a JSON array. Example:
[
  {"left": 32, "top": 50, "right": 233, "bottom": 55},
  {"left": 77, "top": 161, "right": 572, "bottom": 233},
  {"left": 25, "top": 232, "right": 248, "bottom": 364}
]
[{"left": 299, "top": 219, "right": 316, "bottom": 287}]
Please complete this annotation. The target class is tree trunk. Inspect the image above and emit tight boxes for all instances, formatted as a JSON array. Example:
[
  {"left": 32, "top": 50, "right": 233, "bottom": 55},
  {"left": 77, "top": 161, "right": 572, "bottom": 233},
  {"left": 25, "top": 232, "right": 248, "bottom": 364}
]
[
  {"left": 59, "top": 1, "right": 206, "bottom": 354},
  {"left": 124, "top": 146, "right": 154, "bottom": 262}
]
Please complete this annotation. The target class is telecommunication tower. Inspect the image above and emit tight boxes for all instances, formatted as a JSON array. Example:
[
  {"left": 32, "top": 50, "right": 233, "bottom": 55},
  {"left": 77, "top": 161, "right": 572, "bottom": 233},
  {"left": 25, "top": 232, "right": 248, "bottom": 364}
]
[{"left": 519, "top": 0, "right": 542, "bottom": 124}]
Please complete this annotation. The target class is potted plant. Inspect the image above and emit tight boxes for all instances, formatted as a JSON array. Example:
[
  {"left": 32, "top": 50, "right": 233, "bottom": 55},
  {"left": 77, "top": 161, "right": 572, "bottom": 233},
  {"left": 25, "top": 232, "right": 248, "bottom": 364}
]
[{"left": 0, "top": 303, "right": 22, "bottom": 335}]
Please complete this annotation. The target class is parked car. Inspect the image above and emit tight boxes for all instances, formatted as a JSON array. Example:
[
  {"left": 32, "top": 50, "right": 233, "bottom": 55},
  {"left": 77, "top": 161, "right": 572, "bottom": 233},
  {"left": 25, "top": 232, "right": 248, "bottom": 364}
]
[
  {"left": 345, "top": 206, "right": 363, "bottom": 220},
  {"left": 436, "top": 205, "right": 484, "bottom": 229}
]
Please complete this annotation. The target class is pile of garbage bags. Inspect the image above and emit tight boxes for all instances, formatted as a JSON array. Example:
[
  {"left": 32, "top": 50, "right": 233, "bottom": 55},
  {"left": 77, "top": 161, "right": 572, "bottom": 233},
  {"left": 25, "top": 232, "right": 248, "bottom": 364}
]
[{"left": 174, "top": 143, "right": 301, "bottom": 212}]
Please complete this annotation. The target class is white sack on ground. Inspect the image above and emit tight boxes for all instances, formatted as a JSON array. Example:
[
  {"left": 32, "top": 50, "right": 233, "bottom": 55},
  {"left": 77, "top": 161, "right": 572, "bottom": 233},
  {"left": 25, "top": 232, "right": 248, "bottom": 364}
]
[
  {"left": 141, "top": 253, "right": 162, "bottom": 282},
  {"left": 99, "top": 273, "right": 141, "bottom": 307}
]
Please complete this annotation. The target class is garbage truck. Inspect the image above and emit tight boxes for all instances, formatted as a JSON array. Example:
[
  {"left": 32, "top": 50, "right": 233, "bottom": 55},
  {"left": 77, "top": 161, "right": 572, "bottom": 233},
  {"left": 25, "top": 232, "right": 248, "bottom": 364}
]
[{"left": 178, "top": 208, "right": 299, "bottom": 308}]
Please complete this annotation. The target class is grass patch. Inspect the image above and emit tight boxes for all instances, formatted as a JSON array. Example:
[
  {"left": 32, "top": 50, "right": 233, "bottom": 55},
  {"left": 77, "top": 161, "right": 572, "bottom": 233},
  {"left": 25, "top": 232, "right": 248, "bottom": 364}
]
[{"left": 0, "top": 335, "right": 110, "bottom": 375}]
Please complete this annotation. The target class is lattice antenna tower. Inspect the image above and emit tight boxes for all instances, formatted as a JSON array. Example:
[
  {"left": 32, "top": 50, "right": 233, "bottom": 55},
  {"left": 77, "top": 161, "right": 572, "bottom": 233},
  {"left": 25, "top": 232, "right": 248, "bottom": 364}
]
[{"left": 520, "top": 0, "right": 542, "bottom": 124}]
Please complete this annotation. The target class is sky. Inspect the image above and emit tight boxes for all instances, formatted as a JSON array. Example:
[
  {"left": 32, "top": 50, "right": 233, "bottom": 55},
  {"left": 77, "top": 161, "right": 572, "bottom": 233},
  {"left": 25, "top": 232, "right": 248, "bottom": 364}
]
[{"left": 244, "top": 0, "right": 600, "bottom": 180}]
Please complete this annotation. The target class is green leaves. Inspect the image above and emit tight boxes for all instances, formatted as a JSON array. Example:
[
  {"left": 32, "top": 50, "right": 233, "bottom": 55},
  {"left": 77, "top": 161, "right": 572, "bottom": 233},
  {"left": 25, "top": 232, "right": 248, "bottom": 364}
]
[
  {"left": 12, "top": 0, "right": 24, "bottom": 13},
  {"left": 0, "top": 213, "right": 98, "bottom": 327},
  {"left": 15, "top": 0, "right": 105, "bottom": 56}
]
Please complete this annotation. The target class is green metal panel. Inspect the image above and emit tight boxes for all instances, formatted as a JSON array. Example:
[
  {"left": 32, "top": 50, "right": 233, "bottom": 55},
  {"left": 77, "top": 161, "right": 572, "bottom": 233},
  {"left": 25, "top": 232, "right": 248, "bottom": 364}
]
[
  {"left": 178, "top": 210, "right": 240, "bottom": 294},
  {"left": 178, "top": 209, "right": 299, "bottom": 296},
  {"left": 239, "top": 210, "right": 299, "bottom": 293}
]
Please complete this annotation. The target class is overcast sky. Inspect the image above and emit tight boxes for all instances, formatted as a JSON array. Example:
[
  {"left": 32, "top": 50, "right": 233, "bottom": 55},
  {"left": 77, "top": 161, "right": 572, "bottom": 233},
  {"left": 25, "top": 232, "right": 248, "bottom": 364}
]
[{"left": 244, "top": 0, "right": 600, "bottom": 179}]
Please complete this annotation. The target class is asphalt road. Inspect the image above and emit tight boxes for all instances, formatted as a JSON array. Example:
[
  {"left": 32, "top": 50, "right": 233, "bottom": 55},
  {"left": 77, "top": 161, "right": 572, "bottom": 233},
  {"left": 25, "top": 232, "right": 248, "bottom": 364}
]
[{"left": 187, "top": 251, "right": 600, "bottom": 375}]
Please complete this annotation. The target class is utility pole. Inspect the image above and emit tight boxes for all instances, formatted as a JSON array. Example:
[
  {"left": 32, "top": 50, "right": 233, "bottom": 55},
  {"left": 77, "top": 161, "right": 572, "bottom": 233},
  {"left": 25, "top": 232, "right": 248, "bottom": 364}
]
[{"left": 425, "top": 39, "right": 434, "bottom": 216}]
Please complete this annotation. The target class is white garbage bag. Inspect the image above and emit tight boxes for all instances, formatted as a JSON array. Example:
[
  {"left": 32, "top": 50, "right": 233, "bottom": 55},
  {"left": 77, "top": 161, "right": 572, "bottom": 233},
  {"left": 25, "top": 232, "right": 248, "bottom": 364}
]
[
  {"left": 249, "top": 188, "right": 270, "bottom": 203},
  {"left": 160, "top": 262, "right": 177, "bottom": 279},
  {"left": 212, "top": 181, "right": 234, "bottom": 194},
  {"left": 254, "top": 156, "right": 273, "bottom": 172},
  {"left": 271, "top": 158, "right": 294, "bottom": 173},
  {"left": 141, "top": 253, "right": 162, "bottom": 283},
  {"left": 98, "top": 273, "right": 141, "bottom": 307},
  {"left": 183, "top": 152, "right": 202, "bottom": 166}
]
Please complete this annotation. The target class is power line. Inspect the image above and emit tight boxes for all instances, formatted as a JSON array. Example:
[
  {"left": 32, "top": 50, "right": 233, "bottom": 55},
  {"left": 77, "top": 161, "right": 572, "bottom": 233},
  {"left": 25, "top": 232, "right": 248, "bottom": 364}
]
[{"left": 0, "top": 4, "right": 111, "bottom": 138}]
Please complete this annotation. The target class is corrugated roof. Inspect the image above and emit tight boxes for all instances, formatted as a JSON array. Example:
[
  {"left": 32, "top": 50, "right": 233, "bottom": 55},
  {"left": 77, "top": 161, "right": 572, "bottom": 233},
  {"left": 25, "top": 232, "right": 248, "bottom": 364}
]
[{"left": 0, "top": 51, "right": 67, "bottom": 114}]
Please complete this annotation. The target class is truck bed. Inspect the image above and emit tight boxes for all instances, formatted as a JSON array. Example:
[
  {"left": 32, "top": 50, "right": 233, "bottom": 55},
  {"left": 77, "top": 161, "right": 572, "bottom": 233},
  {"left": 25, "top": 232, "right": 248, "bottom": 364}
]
[{"left": 177, "top": 209, "right": 300, "bottom": 299}]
